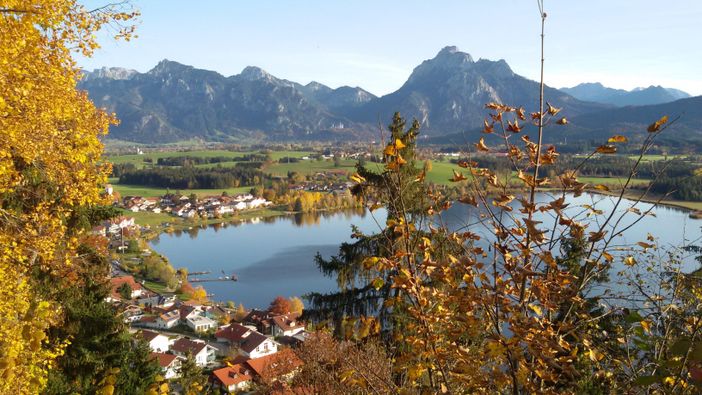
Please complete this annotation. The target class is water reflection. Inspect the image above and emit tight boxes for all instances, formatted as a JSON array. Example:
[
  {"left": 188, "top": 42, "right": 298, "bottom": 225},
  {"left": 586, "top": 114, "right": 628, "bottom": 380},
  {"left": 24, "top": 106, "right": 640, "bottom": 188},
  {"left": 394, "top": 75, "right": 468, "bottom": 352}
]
[{"left": 149, "top": 196, "right": 701, "bottom": 309}]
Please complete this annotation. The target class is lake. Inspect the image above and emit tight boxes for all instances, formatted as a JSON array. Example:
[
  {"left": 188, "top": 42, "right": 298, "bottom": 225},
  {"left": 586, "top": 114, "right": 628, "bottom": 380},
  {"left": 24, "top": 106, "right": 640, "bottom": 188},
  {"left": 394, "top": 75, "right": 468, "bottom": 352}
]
[{"left": 150, "top": 193, "right": 702, "bottom": 309}]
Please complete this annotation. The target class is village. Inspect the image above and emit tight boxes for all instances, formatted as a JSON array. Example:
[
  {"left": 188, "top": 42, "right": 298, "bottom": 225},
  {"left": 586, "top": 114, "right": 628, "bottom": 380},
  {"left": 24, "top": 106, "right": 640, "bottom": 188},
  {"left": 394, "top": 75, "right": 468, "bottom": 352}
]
[
  {"left": 107, "top": 268, "right": 308, "bottom": 393},
  {"left": 94, "top": 189, "right": 318, "bottom": 393}
]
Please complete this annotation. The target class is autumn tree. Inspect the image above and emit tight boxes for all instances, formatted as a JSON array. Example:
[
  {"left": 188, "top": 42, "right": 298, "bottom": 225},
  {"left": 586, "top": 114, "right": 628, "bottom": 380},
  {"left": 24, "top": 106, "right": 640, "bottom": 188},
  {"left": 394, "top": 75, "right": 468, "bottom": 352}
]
[
  {"left": 270, "top": 296, "right": 291, "bottom": 314},
  {"left": 0, "top": 1, "right": 137, "bottom": 393},
  {"left": 289, "top": 296, "right": 304, "bottom": 314}
]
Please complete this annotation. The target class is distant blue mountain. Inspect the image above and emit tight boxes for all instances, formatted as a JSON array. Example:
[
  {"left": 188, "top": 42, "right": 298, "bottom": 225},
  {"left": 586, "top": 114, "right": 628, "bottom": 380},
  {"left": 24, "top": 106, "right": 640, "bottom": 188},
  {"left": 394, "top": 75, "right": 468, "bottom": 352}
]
[{"left": 560, "top": 82, "right": 690, "bottom": 107}]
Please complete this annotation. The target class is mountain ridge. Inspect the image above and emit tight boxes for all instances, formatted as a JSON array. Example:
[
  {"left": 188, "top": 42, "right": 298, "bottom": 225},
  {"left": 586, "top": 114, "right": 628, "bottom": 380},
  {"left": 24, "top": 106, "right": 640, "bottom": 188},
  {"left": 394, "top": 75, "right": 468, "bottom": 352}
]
[{"left": 79, "top": 47, "right": 699, "bottom": 145}]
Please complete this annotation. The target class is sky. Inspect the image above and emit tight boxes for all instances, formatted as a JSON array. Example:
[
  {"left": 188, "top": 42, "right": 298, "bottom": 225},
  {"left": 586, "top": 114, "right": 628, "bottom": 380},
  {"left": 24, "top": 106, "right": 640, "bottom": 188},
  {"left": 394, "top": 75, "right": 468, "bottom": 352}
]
[{"left": 78, "top": 1, "right": 702, "bottom": 96}]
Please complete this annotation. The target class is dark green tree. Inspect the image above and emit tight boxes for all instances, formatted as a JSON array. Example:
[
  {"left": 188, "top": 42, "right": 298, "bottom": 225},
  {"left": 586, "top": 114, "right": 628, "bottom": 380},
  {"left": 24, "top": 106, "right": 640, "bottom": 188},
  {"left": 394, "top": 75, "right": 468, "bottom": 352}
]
[
  {"left": 306, "top": 113, "right": 429, "bottom": 328},
  {"left": 118, "top": 282, "right": 132, "bottom": 300},
  {"left": 176, "top": 354, "right": 208, "bottom": 394}
]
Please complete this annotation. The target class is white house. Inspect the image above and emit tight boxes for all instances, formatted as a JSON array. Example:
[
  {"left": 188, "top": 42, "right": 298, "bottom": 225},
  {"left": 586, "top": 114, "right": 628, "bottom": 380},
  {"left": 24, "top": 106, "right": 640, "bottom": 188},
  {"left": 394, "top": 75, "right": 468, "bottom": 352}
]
[
  {"left": 151, "top": 352, "right": 181, "bottom": 379},
  {"left": 186, "top": 315, "right": 216, "bottom": 333},
  {"left": 156, "top": 310, "right": 180, "bottom": 329},
  {"left": 139, "top": 330, "right": 171, "bottom": 353},
  {"left": 170, "top": 338, "right": 216, "bottom": 367},
  {"left": 271, "top": 314, "right": 305, "bottom": 337},
  {"left": 215, "top": 323, "right": 279, "bottom": 359}
]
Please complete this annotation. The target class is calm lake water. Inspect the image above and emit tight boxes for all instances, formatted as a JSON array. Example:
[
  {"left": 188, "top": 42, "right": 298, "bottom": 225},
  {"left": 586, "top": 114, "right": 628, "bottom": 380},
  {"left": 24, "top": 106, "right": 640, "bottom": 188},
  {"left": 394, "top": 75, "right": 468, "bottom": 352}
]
[{"left": 150, "top": 194, "right": 702, "bottom": 309}]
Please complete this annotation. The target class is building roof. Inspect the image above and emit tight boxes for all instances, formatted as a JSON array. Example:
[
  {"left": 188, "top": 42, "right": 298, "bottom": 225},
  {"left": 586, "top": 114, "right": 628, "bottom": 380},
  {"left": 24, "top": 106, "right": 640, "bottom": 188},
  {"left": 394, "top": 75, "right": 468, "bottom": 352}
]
[
  {"left": 271, "top": 313, "right": 304, "bottom": 332},
  {"left": 215, "top": 323, "right": 272, "bottom": 353},
  {"left": 187, "top": 315, "right": 216, "bottom": 326},
  {"left": 215, "top": 323, "right": 251, "bottom": 343},
  {"left": 171, "top": 338, "right": 208, "bottom": 356},
  {"left": 240, "top": 331, "right": 270, "bottom": 353},
  {"left": 158, "top": 310, "right": 180, "bottom": 322},
  {"left": 138, "top": 330, "right": 163, "bottom": 343},
  {"left": 150, "top": 352, "right": 178, "bottom": 368},
  {"left": 212, "top": 364, "right": 253, "bottom": 388},
  {"left": 245, "top": 349, "right": 302, "bottom": 379},
  {"left": 109, "top": 275, "right": 142, "bottom": 300}
]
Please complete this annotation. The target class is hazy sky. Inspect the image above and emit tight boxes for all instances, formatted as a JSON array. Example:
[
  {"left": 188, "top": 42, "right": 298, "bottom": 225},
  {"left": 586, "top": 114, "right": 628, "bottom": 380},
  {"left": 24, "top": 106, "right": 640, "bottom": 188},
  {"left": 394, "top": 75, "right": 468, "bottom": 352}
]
[{"left": 78, "top": 1, "right": 702, "bottom": 96}]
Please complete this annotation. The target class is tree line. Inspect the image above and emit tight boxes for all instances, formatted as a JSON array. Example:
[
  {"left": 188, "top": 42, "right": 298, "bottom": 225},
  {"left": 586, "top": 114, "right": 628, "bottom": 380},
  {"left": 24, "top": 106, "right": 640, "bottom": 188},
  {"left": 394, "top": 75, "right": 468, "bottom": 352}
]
[{"left": 118, "top": 166, "right": 266, "bottom": 189}]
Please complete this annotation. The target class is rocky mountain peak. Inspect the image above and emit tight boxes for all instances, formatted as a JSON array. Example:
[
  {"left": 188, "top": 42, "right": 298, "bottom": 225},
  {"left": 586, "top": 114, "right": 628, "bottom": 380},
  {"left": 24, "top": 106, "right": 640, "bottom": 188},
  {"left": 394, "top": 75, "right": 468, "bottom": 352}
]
[
  {"left": 148, "top": 59, "right": 192, "bottom": 75},
  {"left": 239, "top": 66, "right": 273, "bottom": 81},
  {"left": 83, "top": 67, "right": 137, "bottom": 81}
]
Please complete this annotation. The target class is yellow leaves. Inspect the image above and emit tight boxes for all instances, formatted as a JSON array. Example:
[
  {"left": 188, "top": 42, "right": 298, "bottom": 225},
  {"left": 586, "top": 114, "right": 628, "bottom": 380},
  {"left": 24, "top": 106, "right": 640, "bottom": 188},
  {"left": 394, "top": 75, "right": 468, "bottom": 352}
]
[
  {"left": 383, "top": 144, "right": 397, "bottom": 156},
  {"left": 350, "top": 173, "right": 366, "bottom": 183},
  {"left": 556, "top": 117, "right": 568, "bottom": 125},
  {"left": 608, "top": 135, "right": 628, "bottom": 143},
  {"left": 596, "top": 145, "right": 617, "bottom": 154},
  {"left": 593, "top": 184, "right": 610, "bottom": 192},
  {"left": 647, "top": 115, "right": 668, "bottom": 132},
  {"left": 640, "top": 320, "right": 652, "bottom": 334},
  {"left": 623, "top": 256, "right": 637, "bottom": 266},
  {"left": 475, "top": 137, "right": 490, "bottom": 152},
  {"left": 546, "top": 102, "right": 562, "bottom": 116},
  {"left": 394, "top": 138, "right": 406, "bottom": 149},
  {"left": 588, "top": 348, "right": 605, "bottom": 363},
  {"left": 528, "top": 303, "right": 543, "bottom": 316}
]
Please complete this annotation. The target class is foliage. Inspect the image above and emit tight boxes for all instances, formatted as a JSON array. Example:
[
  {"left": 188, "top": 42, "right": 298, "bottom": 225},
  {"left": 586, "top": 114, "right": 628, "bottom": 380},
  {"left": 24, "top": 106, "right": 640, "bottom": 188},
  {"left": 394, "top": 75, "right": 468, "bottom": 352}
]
[
  {"left": 176, "top": 354, "right": 208, "bottom": 395},
  {"left": 290, "top": 331, "right": 395, "bottom": 394},
  {"left": 0, "top": 1, "right": 137, "bottom": 392},
  {"left": 117, "top": 282, "right": 132, "bottom": 300},
  {"left": 289, "top": 296, "right": 304, "bottom": 314},
  {"left": 119, "top": 165, "right": 265, "bottom": 189},
  {"left": 270, "top": 295, "right": 291, "bottom": 315}
]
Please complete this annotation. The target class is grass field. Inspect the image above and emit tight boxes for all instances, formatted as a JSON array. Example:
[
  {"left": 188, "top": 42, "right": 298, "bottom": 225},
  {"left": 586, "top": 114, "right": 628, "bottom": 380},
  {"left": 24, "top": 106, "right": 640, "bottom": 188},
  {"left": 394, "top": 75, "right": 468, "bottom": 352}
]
[
  {"left": 264, "top": 159, "right": 359, "bottom": 177},
  {"left": 107, "top": 149, "right": 314, "bottom": 169}
]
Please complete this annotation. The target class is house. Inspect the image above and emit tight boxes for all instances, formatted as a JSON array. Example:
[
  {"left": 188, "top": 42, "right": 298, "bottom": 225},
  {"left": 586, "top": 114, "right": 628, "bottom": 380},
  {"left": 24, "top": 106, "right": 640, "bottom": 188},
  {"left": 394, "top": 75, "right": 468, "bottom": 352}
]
[
  {"left": 137, "top": 293, "right": 177, "bottom": 309},
  {"left": 151, "top": 352, "right": 181, "bottom": 379},
  {"left": 121, "top": 305, "right": 144, "bottom": 323},
  {"left": 138, "top": 330, "right": 171, "bottom": 353},
  {"left": 244, "top": 349, "right": 302, "bottom": 383},
  {"left": 242, "top": 310, "right": 305, "bottom": 337},
  {"left": 211, "top": 364, "right": 253, "bottom": 393},
  {"left": 186, "top": 315, "right": 217, "bottom": 333},
  {"left": 241, "top": 309, "right": 274, "bottom": 334},
  {"left": 107, "top": 275, "right": 143, "bottom": 302},
  {"left": 156, "top": 310, "right": 181, "bottom": 329},
  {"left": 271, "top": 313, "right": 305, "bottom": 337},
  {"left": 215, "top": 323, "right": 278, "bottom": 359},
  {"left": 170, "top": 338, "right": 216, "bottom": 367}
]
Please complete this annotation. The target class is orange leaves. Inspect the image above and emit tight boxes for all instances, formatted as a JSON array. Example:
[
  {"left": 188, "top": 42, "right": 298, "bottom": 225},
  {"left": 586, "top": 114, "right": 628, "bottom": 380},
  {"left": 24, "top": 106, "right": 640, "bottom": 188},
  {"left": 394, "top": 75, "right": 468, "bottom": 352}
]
[
  {"left": 506, "top": 119, "right": 522, "bottom": 133},
  {"left": 492, "top": 194, "right": 515, "bottom": 211},
  {"left": 647, "top": 115, "right": 668, "bottom": 132},
  {"left": 450, "top": 170, "right": 468, "bottom": 182},
  {"left": 596, "top": 145, "right": 617, "bottom": 154},
  {"left": 555, "top": 117, "right": 568, "bottom": 125},
  {"left": 608, "top": 135, "right": 628, "bottom": 143},
  {"left": 475, "top": 137, "right": 490, "bottom": 152},
  {"left": 482, "top": 119, "right": 495, "bottom": 134}
]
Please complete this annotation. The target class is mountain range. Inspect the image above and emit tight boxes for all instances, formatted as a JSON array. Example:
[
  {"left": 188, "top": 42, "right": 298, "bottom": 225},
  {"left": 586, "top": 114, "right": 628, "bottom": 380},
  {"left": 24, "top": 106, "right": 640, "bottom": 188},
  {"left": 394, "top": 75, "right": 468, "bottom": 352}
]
[
  {"left": 560, "top": 82, "right": 690, "bottom": 107},
  {"left": 80, "top": 46, "right": 701, "bottom": 145}
]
